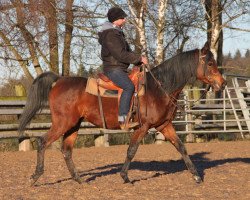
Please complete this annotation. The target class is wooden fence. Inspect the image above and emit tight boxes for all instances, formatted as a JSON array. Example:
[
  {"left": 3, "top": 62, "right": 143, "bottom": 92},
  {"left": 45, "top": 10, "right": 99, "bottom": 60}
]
[
  {"left": 0, "top": 99, "right": 135, "bottom": 150},
  {"left": 0, "top": 74, "right": 249, "bottom": 151}
]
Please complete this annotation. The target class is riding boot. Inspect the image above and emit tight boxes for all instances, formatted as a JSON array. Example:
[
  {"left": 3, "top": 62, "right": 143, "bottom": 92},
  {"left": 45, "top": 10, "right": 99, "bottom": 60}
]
[{"left": 118, "top": 115, "right": 139, "bottom": 130}]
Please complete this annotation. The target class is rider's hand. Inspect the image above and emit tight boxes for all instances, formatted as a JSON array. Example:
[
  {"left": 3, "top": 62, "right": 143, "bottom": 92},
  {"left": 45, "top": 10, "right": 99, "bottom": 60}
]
[{"left": 141, "top": 56, "right": 148, "bottom": 65}]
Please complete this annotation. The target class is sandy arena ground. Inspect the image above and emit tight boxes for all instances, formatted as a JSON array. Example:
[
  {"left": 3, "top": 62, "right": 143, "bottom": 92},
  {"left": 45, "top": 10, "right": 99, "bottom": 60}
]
[{"left": 0, "top": 141, "right": 249, "bottom": 200}]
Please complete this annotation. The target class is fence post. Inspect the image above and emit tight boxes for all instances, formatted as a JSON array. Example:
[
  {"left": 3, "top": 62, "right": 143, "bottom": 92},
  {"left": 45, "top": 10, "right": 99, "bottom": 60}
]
[
  {"left": 19, "top": 137, "right": 31, "bottom": 151},
  {"left": 246, "top": 80, "right": 250, "bottom": 92},
  {"left": 94, "top": 131, "right": 109, "bottom": 147},
  {"left": 233, "top": 78, "right": 250, "bottom": 135},
  {"left": 192, "top": 86, "right": 200, "bottom": 105},
  {"left": 185, "top": 87, "right": 195, "bottom": 142},
  {"left": 155, "top": 132, "right": 165, "bottom": 144},
  {"left": 15, "top": 84, "right": 31, "bottom": 151}
]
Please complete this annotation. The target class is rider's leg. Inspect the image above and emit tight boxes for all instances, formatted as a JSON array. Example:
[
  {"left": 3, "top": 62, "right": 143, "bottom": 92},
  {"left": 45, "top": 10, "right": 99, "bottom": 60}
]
[{"left": 104, "top": 69, "right": 138, "bottom": 129}]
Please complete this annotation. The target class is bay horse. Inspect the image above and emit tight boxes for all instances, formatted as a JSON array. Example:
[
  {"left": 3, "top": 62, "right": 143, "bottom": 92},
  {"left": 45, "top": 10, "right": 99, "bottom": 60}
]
[{"left": 18, "top": 42, "right": 226, "bottom": 185}]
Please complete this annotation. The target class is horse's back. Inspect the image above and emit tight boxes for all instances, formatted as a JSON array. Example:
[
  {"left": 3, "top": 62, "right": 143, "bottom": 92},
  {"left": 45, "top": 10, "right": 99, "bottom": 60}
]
[
  {"left": 49, "top": 76, "right": 88, "bottom": 107},
  {"left": 52, "top": 76, "right": 87, "bottom": 91}
]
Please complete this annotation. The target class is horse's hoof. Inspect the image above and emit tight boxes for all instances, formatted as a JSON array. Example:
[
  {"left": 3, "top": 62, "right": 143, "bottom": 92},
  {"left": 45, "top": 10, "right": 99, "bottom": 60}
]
[
  {"left": 120, "top": 172, "right": 130, "bottom": 184},
  {"left": 123, "top": 178, "right": 131, "bottom": 184},
  {"left": 30, "top": 179, "right": 38, "bottom": 186},
  {"left": 193, "top": 175, "right": 202, "bottom": 184},
  {"left": 30, "top": 174, "right": 41, "bottom": 186},
  {"left": 73, "top": 176, "right": 82, "bottom": 184}
]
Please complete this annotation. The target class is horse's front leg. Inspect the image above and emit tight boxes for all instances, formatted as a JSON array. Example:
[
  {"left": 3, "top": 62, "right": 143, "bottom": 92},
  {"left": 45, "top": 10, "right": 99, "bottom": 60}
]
[
  {"left": 159, "top": 123, "right": 202, "bottom": 183},
  {"left": 120, "top": 124, "right": 149, "bottom": 183}
]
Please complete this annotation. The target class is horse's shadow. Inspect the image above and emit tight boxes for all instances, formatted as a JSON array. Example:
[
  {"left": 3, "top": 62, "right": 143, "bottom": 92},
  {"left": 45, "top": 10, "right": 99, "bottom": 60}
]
[
  {"left": 81, "top": 152, "right": 250, "bottom": 183},
  {"left": 35, "top": 152, "right": 250, "bottom": 186}
]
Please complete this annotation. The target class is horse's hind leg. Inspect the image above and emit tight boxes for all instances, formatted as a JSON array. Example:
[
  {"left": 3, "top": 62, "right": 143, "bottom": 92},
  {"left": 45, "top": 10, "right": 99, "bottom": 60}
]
[
  {"left": 61, "top": 131, "right": 81, "bottom": 184},
  {"left": 159, "top": 123, "right": 202, "bottom": 183},
  {"left": 31, "top": 124, "right": 71, "bottom": 185},
  {"left": 120, "top": 124, "right": 149, "bottom": 183},
  {"left": 30, "top": 136, "right": 46, "bottom": 185}
]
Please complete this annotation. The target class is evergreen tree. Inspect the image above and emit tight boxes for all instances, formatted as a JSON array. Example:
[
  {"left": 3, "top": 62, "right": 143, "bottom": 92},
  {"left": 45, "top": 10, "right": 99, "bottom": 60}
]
[
  {"left": 227, "top": 52, "right": 232, "bottom": 59},
  {"left": 234, "top": 49, "right": 241, "bottom": 59},
  {"left": 245, "top": 49, "right": 250, "bottom": 58}
]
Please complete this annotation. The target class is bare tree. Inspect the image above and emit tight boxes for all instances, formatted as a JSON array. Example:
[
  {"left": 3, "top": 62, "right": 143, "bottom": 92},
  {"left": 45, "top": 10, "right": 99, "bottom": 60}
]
[
  {"left": 0, "top": 0, "right": 104, "bottom": 80},
  {"left": 41, "top": 0, "right": 59, "bottom": 74},
  {"left": 0, "top": 31, "right": 34, "bottom": 81},
  {"left": 62, "top": 0, "right": 74, "bottom": 76},
  {"left": 202, "top": 0, "right": 250, "bottom": 67},
  {"left": 204, "top": 0, "right": 223, "bottom": 66},
  {"left": 13, "top": 0, "right": 43, "bottom": 75},
  {"left": 1, "top": 0, "right": 249, "bottom": 82},
  {"left": 154, "top": 0, "right": 168, "bottom": 64},
  {"left": 127, "top": 0, "right": 148, "bottom": 57}
]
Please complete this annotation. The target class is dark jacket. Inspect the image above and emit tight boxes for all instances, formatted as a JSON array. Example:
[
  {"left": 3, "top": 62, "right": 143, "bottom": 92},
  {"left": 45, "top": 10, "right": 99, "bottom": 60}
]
[{"left": 98, "top": 22, "right": 141, "bottom": 72}]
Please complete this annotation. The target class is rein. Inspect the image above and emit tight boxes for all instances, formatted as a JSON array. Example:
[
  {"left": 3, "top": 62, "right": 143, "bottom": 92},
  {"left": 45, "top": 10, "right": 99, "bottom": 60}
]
[{"left": 144, "top": 49, "right": 210, "bottom": 113}]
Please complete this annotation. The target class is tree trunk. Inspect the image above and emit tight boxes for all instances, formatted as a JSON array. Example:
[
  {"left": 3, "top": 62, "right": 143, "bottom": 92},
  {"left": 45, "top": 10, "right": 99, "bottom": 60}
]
[
  {"left": 155, "top": 0, "right": 168, "bottom": 65},
  {"left": 131, "top": 1, "right": 142, "bottom": 54},
  {"left": 205, "top": 0, "right": 223, "bottom": 68},
  {"left": 13, "top": 0, "right": 43, "bottom": 76},
  {"left": 204, "top": 0, "right": 223, "bottom": 98},
  {"left": 43, "top": 0, "right": 59, "bottom": 74},
  {"left": 62, "top": 0, "right": 74, "bottom": 76},
  {"left": 127, "top": 0, "right": 148, "bottom": 58}
]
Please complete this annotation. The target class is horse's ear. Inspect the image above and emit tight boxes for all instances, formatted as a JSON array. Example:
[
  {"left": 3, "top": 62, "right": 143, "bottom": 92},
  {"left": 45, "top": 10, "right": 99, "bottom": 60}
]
[{"left": 201, "top": 41, "right": 210, "bottom": 54}]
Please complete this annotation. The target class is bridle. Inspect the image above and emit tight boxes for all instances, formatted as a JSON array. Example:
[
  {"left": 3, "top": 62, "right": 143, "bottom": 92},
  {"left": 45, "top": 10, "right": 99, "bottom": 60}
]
[{"left": 198, "top": 49, "right": 220, "bottom": 85}]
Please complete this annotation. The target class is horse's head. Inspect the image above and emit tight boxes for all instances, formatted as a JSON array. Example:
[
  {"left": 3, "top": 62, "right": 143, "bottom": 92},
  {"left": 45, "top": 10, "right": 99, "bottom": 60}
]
[{"left": 196, "top": 42, "right": 226, "bottom": 91}]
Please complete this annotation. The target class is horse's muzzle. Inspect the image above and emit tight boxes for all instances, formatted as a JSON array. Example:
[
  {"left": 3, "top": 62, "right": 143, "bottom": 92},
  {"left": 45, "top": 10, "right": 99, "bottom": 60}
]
[{"left": 212, "top": 79, "right": 227, "bottom": 91}]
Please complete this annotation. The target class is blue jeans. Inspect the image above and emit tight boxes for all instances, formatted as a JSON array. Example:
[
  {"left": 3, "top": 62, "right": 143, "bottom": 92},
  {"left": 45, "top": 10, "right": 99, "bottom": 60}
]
[{"left": 104, "top": 69, "right": 135, "bottom": 119}]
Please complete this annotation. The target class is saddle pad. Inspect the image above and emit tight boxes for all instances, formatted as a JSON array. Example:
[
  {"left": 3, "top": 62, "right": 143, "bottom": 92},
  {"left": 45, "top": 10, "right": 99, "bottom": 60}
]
[{"left": 85, "top": 77, "right": 145, "bottom": 98}]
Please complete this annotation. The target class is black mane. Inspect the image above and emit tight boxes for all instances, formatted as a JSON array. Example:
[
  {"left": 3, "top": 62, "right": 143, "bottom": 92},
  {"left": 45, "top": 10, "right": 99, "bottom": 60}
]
[{"left": 149, "top": 49, "right": 199, "bottom": 94}]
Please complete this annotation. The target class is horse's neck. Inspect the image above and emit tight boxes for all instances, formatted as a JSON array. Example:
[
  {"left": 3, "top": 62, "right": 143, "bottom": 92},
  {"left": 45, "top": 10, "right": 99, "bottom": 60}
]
[
  {"left": 150, "top": 56, "right": 197, "bottom": 93},
  {"left": 147, "top": 70, "right": 189, "bottom": 96}
]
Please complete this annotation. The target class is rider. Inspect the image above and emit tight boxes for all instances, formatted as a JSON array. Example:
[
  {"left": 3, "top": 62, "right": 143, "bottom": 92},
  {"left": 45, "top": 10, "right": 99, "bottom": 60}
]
[{"left": 98, "top": 7, "right": 148, "bottom": 129}]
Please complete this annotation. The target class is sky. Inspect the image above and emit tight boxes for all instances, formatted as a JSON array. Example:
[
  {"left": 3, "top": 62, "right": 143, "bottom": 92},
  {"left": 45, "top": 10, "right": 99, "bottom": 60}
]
[
  {"left": 223, "top": 17, "right": 250, "bottom": 56},
  {"left": 223, "top": 30, "right": 250, "bottom": 56}
]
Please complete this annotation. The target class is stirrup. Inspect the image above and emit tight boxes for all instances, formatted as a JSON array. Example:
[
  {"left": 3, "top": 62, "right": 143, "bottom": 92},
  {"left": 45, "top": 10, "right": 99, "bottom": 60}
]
[{"left": 120, "top": 122, "right": 139, "bottom": 130}]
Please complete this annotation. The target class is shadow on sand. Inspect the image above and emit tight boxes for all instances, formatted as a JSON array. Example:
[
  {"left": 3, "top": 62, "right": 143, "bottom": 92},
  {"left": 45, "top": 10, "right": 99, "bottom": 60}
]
[{"left": 35, "top": 151, "right": 250, "bottom": 186}]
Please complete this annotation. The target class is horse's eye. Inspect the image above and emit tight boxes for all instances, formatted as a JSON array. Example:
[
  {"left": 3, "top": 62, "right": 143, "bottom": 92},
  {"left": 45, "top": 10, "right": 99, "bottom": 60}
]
[{"left": 208, "top": 62, "right": 213, "bottom": 66}]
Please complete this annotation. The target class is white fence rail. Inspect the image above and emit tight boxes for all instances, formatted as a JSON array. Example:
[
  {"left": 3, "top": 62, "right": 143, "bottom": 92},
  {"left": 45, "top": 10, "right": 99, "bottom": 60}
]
[{"left": 170, "top": 75, "right": 250, "bottom": 140}]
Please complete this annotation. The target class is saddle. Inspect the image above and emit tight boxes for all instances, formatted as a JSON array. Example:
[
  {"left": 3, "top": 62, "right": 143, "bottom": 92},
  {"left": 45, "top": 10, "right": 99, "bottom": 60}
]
[
  {"left": 85, "top": 66, "right": 145, "bottom": 129},
  {"left": 85, "top": 66, "right": 145, "bottom": 98}
]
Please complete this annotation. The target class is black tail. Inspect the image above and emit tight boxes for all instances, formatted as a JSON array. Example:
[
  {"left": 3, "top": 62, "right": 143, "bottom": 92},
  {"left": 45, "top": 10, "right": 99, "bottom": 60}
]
[{"left": 18, "top": 72, "right": 60, "bottom": 135}]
